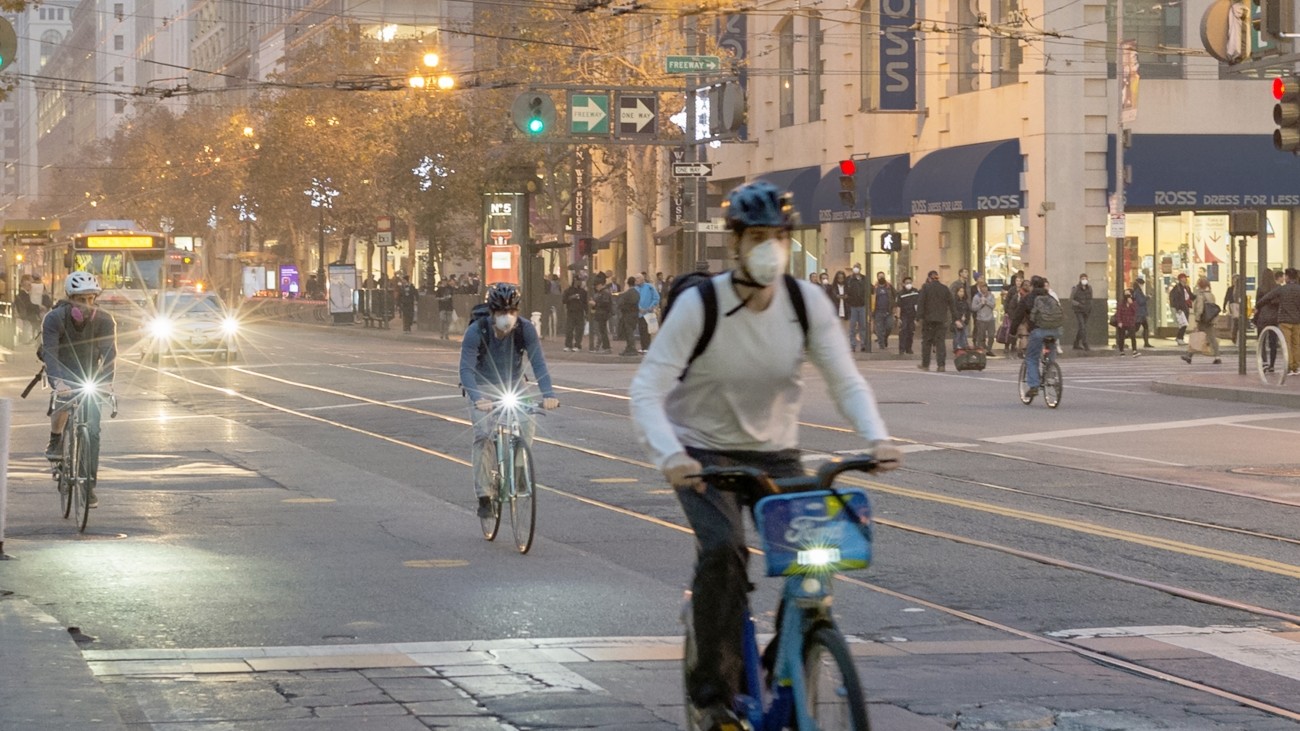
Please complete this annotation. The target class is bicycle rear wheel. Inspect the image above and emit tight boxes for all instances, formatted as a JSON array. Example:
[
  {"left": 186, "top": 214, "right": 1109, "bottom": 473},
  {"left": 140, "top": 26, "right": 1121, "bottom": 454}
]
[
  {"left": 1017, "top": 360, "right": 1034, "bottom": 405},
  {"left": 75, "top": 424, "right": 93, "bottom": 532},
  {"left": 1042, "top": 361, "right": 1063, "bottom": 409},
  {"left": 802, "top": 625, "right": 870, "bottom": 731},
  {"left": 1257, "top": 326, "right": 1288, "bottom": 386},
  {"left": 509, "top": 440, "right": 536, "bottom": 554}
]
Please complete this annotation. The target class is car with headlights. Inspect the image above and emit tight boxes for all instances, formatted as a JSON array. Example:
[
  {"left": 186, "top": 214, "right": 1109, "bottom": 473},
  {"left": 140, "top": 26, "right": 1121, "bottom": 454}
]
[{"left": 141, "top": 291, "right": 240, "bottom": 362}]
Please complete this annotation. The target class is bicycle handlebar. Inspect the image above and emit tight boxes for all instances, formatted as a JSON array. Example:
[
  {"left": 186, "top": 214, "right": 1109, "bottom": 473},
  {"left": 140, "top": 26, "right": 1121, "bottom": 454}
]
[{"left": 691, "top": 453, "right": 887, "bottom": 498}]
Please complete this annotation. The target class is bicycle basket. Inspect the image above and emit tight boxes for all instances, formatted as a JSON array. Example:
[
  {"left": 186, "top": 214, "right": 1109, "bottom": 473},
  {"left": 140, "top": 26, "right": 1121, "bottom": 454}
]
[{"left": 753, "top": 488, "right": 873, "bottom": 577}]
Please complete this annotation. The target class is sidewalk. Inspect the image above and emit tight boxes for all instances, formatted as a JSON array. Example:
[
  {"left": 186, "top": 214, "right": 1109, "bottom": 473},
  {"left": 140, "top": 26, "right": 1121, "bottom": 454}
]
[{"left": 305, "top": 315, "right": 1290, "bottom": 408}]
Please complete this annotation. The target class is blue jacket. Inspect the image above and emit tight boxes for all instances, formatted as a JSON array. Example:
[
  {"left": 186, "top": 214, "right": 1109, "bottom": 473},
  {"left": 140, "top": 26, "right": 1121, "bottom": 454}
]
[
  {"left": 637, "top": 282, "right": 660, "bottom": 312},
  {"left": 459, "top": 318, "right": 555, "bottom": 403}
]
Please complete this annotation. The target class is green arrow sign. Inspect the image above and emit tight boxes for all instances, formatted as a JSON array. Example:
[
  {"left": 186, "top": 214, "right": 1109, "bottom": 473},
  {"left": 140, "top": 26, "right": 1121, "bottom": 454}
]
[
  {"left": 569, "top": 93, "right": 610, "bottom": 135},
  {"left": 666, "top": 55, "right": 721, "bottom": 74}
]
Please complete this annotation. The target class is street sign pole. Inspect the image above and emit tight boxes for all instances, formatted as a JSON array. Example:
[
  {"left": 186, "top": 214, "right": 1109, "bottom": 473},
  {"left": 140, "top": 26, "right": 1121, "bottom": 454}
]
[{"left": 685, "top": 20, "right": 701, "bottom": 270}]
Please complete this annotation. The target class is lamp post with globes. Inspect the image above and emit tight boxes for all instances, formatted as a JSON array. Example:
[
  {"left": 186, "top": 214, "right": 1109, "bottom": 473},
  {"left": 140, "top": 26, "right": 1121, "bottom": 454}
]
[{"left": 407, "top": 50, "right": 455, "bottom": 91}]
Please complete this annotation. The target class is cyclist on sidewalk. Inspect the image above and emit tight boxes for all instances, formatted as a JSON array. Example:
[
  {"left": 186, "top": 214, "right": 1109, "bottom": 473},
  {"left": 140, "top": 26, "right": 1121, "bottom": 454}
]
[
  {"left": 1012, "top": 275, "right": 1061, "bottom": 399},
  {"left": 42, "top": 272, "right": 117, "bottom": 508},
  {"left": 459, "top": 283, "right": 559, "bottom": 519},
  {"left": 628, "top": 180, "right": 901, "bottom": 731}
]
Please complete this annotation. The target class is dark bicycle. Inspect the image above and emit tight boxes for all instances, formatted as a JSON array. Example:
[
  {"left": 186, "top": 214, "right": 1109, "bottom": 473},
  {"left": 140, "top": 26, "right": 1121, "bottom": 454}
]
[
  {"left": 1017, "top": 335, "right": 1062, "bottom": 408},
  {"left": 50, "top": 384, "right": 117, "bottom": 532}
]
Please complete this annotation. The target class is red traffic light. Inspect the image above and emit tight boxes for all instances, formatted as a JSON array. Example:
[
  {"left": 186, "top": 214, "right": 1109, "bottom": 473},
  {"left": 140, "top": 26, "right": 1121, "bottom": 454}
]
[
  {"left": 1275, "top": 77, "right": 1289, "bottom": 100},
  {"left": 838, "top": 159, "right": 857, "bottom": 176}
]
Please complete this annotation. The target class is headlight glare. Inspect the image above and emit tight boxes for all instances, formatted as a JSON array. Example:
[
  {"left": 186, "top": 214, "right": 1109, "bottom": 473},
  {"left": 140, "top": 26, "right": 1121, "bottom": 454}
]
[
  {"left": 148, "top": 317, "right": 175, "bottom": 339},
  {"left": 221, "top": 317, "right": 240, "bottom": 336}
]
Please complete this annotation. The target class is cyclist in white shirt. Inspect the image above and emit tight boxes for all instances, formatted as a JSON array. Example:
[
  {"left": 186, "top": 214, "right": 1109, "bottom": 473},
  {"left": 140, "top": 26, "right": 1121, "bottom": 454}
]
[{"left": 629, "top": 180, "right": 901, "bottom": 731}]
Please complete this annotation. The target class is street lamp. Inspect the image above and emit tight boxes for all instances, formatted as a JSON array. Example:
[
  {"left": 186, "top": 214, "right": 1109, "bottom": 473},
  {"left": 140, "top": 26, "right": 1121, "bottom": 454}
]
[{"left": 407, "top": 49, "right": 455, "bottom": 91}]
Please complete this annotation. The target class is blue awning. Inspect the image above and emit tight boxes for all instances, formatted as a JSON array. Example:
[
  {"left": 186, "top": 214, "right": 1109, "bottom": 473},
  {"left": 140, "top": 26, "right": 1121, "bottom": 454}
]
[
  {"left": 810, "top": 155, "right": 911, "bottom": 223},
  {"left": 1111, "top": 134, "right": 1300, "bottom": 209},
  {"left": 755, "top": 166, "right": 821, "bottom": 227},
  {"left": 903, "top": 140, "right": 1023, "bottom": 214}
]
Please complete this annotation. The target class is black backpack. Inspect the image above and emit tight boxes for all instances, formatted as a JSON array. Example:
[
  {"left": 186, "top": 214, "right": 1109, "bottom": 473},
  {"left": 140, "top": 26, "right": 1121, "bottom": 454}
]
[
  {"left": 663, "top": 273, "right": 809, "bottom": 380},
  {"left": 1199, "top": 301, "right": 1222, "bottom": 325}
]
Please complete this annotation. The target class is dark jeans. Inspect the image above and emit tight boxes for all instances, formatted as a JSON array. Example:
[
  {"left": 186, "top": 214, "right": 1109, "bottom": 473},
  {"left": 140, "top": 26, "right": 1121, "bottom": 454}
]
[
  {"left": 920, "top": 320, "right": 946, "bottom": 367},
  {"left": 1134, "top": 317, "right": 1151, "bottom": 346},
  {"left": 637, "top": 316, "right": 651, "bottom": 350},
  {"left": 1263, "top": 327, "right": 1280, "bottom": 368},
  {"left": 1116, "top": 325, "right": 1136, "bottom": 351},
  {"left": 620, "top": 312, "right": 639, "bottom": 353},
  {"left": 679, "top": 446, "right": 804, "bottom": 709},
  {"left": 1073, "top": 311, "right": 1089, "bottom": 347},
  {"left": 899, "top": 315, "right": 916, "bottom": 353},
  {"left": 565, "top": 311, "right": 586, "bottom": 349},
  {"left": 590, "top": 313, "right": 611, "bottom": 350}
]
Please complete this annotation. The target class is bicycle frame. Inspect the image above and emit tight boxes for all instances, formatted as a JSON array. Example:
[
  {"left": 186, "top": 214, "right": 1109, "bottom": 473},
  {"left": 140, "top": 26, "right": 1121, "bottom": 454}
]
[
  {"left": 735, "top": 575, "right": 838, "bottom": 730},
  {"left": 490, "top": 402, "right": 535, "bottom": 499}
]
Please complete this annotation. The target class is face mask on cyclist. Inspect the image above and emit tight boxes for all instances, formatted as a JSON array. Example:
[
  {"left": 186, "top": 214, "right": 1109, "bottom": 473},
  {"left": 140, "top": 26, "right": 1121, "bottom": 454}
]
[
  {"left": 742, "top": 239, "right": 788, "bottom": 286},
  {"left": 69, "top": 302, "right": 95, "bottom": 324},
  {"left": 494, "top": 313, "right": 517, "bottom": 331}
]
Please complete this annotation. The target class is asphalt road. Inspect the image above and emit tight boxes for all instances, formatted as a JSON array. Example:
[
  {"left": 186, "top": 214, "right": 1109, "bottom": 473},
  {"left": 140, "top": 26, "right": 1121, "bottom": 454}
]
[{"left": 3, "top": 320, "right": 1300, "bottom": 729}]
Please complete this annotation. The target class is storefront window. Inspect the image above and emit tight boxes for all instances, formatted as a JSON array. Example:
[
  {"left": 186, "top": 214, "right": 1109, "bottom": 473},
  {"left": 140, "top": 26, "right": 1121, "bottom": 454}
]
[
  {"left": 982, "top": 215, "right": 1023, "bottom": 292},
  {"left": 790, "top": 227, "right": 825, "bottom": 279},
  {"left": 1117, "top": 211, "right": 1289, "bottom": 331}
]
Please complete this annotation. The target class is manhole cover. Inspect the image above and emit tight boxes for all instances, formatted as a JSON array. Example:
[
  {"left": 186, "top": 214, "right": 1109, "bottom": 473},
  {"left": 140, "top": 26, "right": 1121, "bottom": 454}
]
[{"left": 1229, "top": 466, "right": 1300, "bottom": 478}]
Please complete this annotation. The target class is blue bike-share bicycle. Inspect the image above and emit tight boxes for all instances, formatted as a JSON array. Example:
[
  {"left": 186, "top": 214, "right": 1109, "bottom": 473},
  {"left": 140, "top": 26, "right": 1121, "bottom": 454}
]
[{"left": 683, "top": 454, "right": 883, "bottom": 731}]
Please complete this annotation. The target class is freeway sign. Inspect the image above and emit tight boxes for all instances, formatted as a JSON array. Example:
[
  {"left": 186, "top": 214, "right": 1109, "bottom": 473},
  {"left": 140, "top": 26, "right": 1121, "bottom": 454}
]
[
  {"left": 672, "top": 162, "right": 715, "bottom": 178},
  {"left": 618, "top": 94, "right": 657, "bottom": 136},
  {"left": 569, "top": 93, "right": 610, "bottom": 135},
  {"left": 666, "top": 55, "right": 721, "bottom": 74}
]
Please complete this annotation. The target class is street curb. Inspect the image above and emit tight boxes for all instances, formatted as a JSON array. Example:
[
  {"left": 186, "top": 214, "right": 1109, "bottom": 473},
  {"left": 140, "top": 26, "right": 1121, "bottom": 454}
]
[{"left": 1151, "top": 377, "right": 1300, "bottom": 409}]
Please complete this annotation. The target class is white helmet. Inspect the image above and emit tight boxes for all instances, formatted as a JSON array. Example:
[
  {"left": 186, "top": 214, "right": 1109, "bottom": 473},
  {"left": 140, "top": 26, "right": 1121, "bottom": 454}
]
[{"left": 64, "top": 271, "right": 102, "bottom": 296}]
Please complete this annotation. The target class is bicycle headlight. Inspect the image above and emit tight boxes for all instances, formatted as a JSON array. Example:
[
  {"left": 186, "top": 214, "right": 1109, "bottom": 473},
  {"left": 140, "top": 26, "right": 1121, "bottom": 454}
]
[
  {"left": 796, "top": 548, "right": 841, "bottom": 567},
  {"left": 220, "top": 316, "right": 240, "bottom": 336},
  {"left": 80, "top": 380, "right": 98, "bottom": 395},
  {"left": 499, "top": 391, "right": 521, "bottom": 412},
  {"left": 147, "top": 317, "right": 175, "bottom": 340}
]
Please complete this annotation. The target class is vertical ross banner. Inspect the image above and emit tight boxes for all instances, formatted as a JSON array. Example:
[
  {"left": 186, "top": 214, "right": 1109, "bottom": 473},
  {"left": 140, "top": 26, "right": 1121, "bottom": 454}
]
[{"left": 880, "top": 0, "right": 917, "bottom": 111}]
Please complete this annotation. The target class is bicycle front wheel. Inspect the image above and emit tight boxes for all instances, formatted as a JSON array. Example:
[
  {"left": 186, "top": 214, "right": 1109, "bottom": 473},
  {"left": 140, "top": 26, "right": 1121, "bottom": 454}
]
[
  {"left": 802, "top": 626, "right": 870, "bottom": 731},
  {"left": 1042, "top": 361, "right": 1063, "bottom": 409},
  {"left": 75, "top": 425, "right": 93, "bottom": 532},
  {"left": 58, "top": 431, "right": 74, "bottom": 519},
  {"left": 1017, "top": 360, "right": 1034, "bottom": 405},
  {"left": 1257, "top": 326, "right": 1289, "bottom": 386},
  {"left": 509, "top": 440, "right": 536, "bottom": 554}
]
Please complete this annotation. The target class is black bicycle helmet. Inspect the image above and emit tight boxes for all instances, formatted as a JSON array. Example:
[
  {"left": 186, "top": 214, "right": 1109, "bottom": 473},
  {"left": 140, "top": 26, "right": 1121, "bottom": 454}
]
[
  {"left": 724, "top": 181, "right": 796, "bottom": 233},
  {"left": 485, "top": 282, "right": 521, "bottom": 311}
]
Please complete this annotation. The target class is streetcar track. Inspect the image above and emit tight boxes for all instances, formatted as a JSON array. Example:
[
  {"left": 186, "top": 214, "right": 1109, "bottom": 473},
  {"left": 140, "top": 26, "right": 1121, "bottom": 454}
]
[
  {"left": 150, "top": 361, "right": 1300, "bottom": 723},
  {"left": 240, "top": 362, "right": 1300, "bottom": 550}
]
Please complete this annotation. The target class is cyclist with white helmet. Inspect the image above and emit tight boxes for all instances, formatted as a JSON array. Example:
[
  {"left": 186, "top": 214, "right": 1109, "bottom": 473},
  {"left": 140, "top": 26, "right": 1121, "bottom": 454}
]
[
  {"left": 459, "top": 282, "right": 559, "bottom": 518},
  {"left": 629, "top": 180, "right": 902, "bottom": 731},
  {"left": 42, "top": 272, "right": 117, "bottom": 507}
]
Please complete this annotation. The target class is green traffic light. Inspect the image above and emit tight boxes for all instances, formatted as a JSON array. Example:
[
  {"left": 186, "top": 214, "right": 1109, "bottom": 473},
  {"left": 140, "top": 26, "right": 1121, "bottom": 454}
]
[{"left": 527, "top": 117, "right": 545, "bottom": 134}]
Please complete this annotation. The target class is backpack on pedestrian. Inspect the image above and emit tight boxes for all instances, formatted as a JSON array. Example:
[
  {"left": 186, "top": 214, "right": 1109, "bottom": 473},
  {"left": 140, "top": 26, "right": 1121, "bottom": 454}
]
[
  {"left": 662, "top": 272, "right": 809, "bottom": 380},
  {"left": 1030, "top": 295, "right": 1065, "bottom": 329}
]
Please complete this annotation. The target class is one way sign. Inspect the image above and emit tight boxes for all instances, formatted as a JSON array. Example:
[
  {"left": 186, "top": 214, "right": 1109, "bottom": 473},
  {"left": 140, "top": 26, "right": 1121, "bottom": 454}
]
[
  {"left": 672, "top": 162, "right": 714, "bottom": 178},
  {"left": 618, "top": 94, "right": 657, "bottom": 136}
]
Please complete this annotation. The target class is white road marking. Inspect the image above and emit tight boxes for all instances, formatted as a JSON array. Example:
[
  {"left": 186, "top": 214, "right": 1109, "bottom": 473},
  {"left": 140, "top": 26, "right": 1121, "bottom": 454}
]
[
  {"left": 1050, "top": 626, "right": 1300, "bottom": 682},
  {"left": 299, "top": 394, "right": 464, "bottom": 411},
  {"left": 987, "top": 413, "right": 1298, "bottom": 444}
]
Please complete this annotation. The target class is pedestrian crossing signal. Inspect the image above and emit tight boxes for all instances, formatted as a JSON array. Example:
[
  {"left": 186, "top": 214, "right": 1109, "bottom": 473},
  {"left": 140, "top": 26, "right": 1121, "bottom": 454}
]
[{"left": 880, "top": 231, "right": 901, "bottom": 252}]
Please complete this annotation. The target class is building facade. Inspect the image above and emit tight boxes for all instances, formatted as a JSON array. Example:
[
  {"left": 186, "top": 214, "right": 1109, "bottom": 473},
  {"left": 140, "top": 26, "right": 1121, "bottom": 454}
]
[{"left": 678, "top": 0, "right": 1294, "bottom": 331}]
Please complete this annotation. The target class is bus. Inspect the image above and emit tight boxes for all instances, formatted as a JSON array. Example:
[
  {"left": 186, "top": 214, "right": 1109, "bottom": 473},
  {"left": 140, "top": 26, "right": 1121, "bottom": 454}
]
[{"left": 47, "top": 224, "right": 205, "bottom": 323}]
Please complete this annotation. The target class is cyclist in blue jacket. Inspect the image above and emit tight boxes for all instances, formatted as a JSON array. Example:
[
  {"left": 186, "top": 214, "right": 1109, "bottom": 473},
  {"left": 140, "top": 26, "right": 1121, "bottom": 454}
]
[{"left": 459, "top": 283, "right": 559, "bottom": 518}]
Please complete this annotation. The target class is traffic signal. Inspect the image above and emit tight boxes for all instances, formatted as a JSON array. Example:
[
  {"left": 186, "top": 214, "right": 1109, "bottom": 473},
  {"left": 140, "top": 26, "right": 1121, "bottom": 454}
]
[
  {"left": 511, "top": 92, "right": 556, "bottom": 137},
  {"left": 880, "top": 231, "right": 901, "bottom": 252},
  {"left": 1273, "top": 76, "right": 1300, "bottom": 152},
  {"left": 0, "top": 18, "right": 16, "bottom": 73},
  {"left": 838, "top": 159, "right": 857, "bottom": 207}
]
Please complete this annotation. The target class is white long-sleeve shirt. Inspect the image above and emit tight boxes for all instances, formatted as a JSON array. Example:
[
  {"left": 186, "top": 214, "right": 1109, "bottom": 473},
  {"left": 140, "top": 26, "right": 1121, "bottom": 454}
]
[{"left": 629, "top": 271, "right": 891, "bottom": 471}]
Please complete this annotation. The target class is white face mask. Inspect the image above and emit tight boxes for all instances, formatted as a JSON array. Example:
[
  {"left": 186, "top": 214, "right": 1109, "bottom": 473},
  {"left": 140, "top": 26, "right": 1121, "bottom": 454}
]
[
  {"left": 1080, "top": 279, "right": 1089, "bottom": 286},
  {"left": 494, "top": 314, "right": 517, "bottom": 331},
  {"left": 742, "top": 239, "right": 789, "bottom": 286},
  {"left": 852, "top": 267, "right": 861, "bottom": 275}
]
